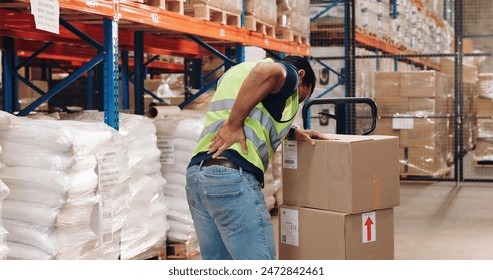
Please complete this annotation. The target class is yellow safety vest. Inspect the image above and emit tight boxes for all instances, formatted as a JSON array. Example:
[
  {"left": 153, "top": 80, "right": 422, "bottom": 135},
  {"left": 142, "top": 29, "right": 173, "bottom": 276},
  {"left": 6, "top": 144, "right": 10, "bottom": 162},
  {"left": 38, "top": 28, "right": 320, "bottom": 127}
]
[{"left": 192, "top": 58, "right": 299, "bottom": 172}]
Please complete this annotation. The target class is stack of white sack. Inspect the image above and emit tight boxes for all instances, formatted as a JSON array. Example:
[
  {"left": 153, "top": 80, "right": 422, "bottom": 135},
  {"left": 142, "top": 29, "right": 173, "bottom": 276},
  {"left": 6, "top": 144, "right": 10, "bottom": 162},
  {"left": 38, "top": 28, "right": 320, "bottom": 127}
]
[
  {"left": 0, "top": 173, "right": 9, "bottom": 259},
  {"left": 61, "top": 112, "right": 169, "bottom": 260},
  {"left": 153, "top": 110, "right": 206, "bottom": 245},
  {"left": 262, "top": 148, "right": 283, "bottom": 212},
  {"left": 0, "top": 111, "right": 130, "bottom": 260}
]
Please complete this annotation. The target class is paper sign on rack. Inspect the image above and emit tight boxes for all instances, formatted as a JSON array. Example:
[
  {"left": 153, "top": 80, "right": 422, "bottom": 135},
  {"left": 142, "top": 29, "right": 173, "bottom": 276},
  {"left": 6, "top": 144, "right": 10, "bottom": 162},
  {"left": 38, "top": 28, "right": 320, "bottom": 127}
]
[{"left": 30, "top": 0, "right": 60, "bottom": 34}]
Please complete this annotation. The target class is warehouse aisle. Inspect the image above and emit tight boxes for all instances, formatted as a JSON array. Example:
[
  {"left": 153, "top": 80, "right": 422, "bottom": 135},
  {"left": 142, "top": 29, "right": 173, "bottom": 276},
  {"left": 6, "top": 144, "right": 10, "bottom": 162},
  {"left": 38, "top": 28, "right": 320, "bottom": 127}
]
[
  {"left": 191, "top": 181, "right": 493, "bottom": 260},
  {"left": 394, "top": 181, "right": 493, "bottom": 260}
]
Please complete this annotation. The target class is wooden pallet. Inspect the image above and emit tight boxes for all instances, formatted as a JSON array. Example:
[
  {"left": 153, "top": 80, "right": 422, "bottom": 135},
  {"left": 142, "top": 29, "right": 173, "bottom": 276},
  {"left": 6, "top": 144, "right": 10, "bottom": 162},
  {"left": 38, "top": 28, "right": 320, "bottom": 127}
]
[
  {"left": 400, "top": 167, "right": 451, "bottom": 180},
  {"left": 119, "top": 0, "right": 184, "bottom": 14},
  {"left": 164, "top": 0, "right": 185, "bottom": 15},
  {"left": 184, "top": 4, "right": 241, "bottom": 27},
  {"left": 245, "top": 16, "right": 275, "bottom": 37},
  {"left": 144, "top": 250, "right": 167, "bottom": 260},
  {"left": 473, "top": 160, "right": 493, "bottom": 168},
  {"left": 166, "top": 240, "right": 200, "bottom": 259},
  {"left": 277, "top": 28, "right": 309, "bottom": 44}
]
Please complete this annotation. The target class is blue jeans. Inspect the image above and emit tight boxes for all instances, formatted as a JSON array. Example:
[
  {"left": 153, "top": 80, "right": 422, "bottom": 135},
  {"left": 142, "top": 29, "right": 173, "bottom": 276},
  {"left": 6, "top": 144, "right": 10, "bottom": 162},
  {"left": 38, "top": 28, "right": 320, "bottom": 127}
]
[{"left": 185, "top": 163, "right": 275, "bottom": 260}]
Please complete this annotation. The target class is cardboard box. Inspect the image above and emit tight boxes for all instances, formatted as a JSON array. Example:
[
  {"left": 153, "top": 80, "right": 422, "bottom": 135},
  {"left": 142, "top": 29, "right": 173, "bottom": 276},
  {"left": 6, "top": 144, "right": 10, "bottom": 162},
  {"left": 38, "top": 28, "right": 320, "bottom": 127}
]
[
  {"left": 440, "top": 58, "right": 478, "bottom": 83},
  {"left": 398, "top": 118, "right": 449, "bottom": 149},
  {"left": 18, "top": 80, "right": 49, "bottom": 111},
  {"left": 282, "top": 134, "right": 400, "bottom": 213},
  {"left": 375, "top": 72, "right": 400, "bottom": 97},
  {"left": 479, "top": 73, "right": 493, "bottom": 99},
  {"left": 374, "top": 96, "right": 409, "bottom": 116},
  {"left": 373, "top": 118, "right": 399, "bottom": 137},
  {"left": 279, "top": 205, "right": 394, "bottom": 260},
  {"left": 399, "top": 71, "right": 447, "bottom": 98},
  {"left": 476, "top": 98, "right": 493, "bottom": 117}
]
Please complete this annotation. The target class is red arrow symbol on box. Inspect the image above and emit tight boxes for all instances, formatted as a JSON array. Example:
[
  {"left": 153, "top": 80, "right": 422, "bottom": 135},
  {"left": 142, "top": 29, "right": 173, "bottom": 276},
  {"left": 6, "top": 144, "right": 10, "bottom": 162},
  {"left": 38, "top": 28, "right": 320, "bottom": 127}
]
[{"left": 365, "top": 217, "right": 374, "bottom": 241}]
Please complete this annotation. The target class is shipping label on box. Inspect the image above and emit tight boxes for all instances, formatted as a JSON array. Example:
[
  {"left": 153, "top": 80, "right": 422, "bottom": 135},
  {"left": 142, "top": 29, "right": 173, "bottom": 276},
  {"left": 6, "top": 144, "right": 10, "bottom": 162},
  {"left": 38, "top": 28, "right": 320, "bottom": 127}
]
[
  {"left": 280, "top": 207, "right": 299, "bottom": 246},
  {"left": 392, "top": 114, "right": 414, "bottom": 130},
  {"left": 282, "top": 140, "right": 298, "bottom": 169}
]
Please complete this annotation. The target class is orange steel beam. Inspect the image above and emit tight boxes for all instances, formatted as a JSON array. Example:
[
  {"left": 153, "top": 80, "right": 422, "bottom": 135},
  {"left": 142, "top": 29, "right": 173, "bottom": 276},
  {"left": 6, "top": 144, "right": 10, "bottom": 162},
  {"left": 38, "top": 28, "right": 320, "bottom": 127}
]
[
  {"left": 355, "top": 31, "right": 440, "bottom": 70},
  {"left": 17, "top": 50, "right": 183, "bottom": 71},
  {"left": 0, "top": 8, "right": 209, "bottom": 57},
  {"left": 10, "top": 0, "right": 310, "bottom": 56}
]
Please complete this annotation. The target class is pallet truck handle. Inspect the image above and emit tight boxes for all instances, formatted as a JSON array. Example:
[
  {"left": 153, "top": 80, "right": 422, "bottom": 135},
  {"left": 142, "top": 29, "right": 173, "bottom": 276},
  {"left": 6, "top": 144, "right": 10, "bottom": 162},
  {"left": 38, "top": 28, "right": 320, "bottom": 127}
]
[{"left": 301, "top": 97, "right": 378, "bottom": 135}]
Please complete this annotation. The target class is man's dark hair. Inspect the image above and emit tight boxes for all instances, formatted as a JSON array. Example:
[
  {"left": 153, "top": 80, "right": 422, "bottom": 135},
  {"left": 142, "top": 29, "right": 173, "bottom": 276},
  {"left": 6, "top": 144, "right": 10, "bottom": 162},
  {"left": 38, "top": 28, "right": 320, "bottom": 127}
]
[{"left": 279, "top": 55, "right": 316, "bottom": 96}]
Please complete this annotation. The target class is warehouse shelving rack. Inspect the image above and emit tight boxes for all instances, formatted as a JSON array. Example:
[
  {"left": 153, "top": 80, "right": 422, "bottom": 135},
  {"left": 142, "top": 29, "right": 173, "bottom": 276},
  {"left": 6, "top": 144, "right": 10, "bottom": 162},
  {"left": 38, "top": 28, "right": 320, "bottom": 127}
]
[
  {"left": 308, "top": 0, "right": 493, "bottom": 183},
  {"left": 1, "top": 0, "right": 311, "bottom": 130}
]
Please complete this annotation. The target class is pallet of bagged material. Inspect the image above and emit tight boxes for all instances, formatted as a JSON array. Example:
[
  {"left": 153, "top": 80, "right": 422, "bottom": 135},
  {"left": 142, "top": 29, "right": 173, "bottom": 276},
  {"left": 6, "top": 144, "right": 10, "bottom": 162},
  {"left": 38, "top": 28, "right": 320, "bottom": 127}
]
[
  {"left": 184, "top": 4, "right": 241, "bottom": 27},
  {"left": 127, "top": 244, "right": 167, "bottom": 260},
  {"left": 245, "top": 15, "right": 275, "bottom": 37},
  {"left": 276, "top": 28, "right": 309, "bottom": 44},
  {"left": 166, "top": 240, "right": 200, "bottom": 259},
  {"left": 143, "top": 250, "right": 167, "bottom": 260}
]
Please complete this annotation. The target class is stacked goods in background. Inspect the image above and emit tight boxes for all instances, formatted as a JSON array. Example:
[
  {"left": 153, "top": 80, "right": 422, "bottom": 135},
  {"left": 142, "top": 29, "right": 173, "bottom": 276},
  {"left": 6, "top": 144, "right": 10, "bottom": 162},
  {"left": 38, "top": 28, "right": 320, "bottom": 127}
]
[
  {"left": 310, "top": 0, "right": 453, "bottom": 57},
  {"left": 279, "top": 135, "right": 400, "bottom": 259},
  {"left": 153, "top": 110, "right": 205, "bottom": 258},
  {"left": 187, "top": 0, "right": 242, "bottom": 14},
  {"left": 0, "top": 111, "right": 130, "bottom": 260},
  {"left": 440, "top": 57, "right": 480, "bottom": 153},
  {"left": 390, "top": 0, "right": 452, "bottom": 60},
  {"left": 185, "top": 0, "right": 242, "bottom": 26},
  {"left": 17, "top": 81, "right": 49, "bottom": 111},
  {"left": 474, "top": 74, "right": 493, "bottom": 164},
  {"left": 60, "top": 112, "right": 169, "bottom": 260},
  {"left": 356, "top": 0, "right": 391, "bottom": 41},
  {"left": 277, "top": 0, "right": 310, "bottom": 42},
  {"left": 245, "top": 0, "right": 278, "bottom": 36},
  {"left": 307, "top": 46, "right": 418, "bottom": 135},
  {"left": 0, "top": 178, "right": 8, "bottom": 259},
  {"left": 120, "top": 74, "right": 186, "bottom": 114},
  {"left": 374, "top": 71, "right": 453, "bottom": 177}
]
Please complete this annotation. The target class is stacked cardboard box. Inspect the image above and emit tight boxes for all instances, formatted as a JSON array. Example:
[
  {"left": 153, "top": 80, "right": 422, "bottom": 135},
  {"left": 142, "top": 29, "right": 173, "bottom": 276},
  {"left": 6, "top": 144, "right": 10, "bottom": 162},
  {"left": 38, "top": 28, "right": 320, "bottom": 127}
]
[
  {"left": 374, "top": 71, "right": 452, "bottom": 177},
  {"left": 280, "top": 135, "right": 400, "bottom": 259},
  {"left": 18, "top": 81, "right": 49, "bottom": 111},
  {"left": 245, "top": 0, "right": 277, "bottom": 26},
  {"left": 356, "top": 0, "right": 391, "bottom": 40},
  {"left": 474, "top": 74, "right": 493, "bottom": 163},
  {"left": 277, "top": 0, "right": 310, "bottom": 36},
  {"left": 188, "top": 0, "right": 242, "bottom": 14},
  {"left": 440, "top": 57, "right": 480, "bottom": 154}
]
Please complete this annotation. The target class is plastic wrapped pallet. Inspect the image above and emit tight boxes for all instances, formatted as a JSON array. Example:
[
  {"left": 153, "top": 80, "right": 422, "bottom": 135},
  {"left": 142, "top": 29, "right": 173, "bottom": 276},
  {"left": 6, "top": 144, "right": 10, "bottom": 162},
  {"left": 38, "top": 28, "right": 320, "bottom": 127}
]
[
  {"left": 245, "top": 0, "right": 278, "bottom": 26},
  {"left": 153, "top": 110, "right": 205, "bottom": 246},
  {"left": 277, "top": 0, "right": 310, "bottom": 35},
  {"left": 374, "top": 71, "right": 453, "bottom": 177},
  {"left": 60, "top": 112, "right": 169, "bottom": 260},
  {"left": 188, "top": 0, "right": 242, "bottom": 14},
  {"left": 0, "top": 178, "right": 9, "bottom": 259},
  {"left": 0, "top": 110, "right": 130, "bottom": 260},
  {"left": 479, "top": 74, "right": 493, "bottom": 100}
]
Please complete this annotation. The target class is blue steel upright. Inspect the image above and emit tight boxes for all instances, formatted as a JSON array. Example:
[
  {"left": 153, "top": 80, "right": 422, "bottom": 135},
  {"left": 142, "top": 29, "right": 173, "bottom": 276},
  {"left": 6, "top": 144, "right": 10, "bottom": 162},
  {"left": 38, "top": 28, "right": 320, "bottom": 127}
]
[
  {"left": 103, "top": 17, "right": 120, "bottom": 130},
  {"left": 134, "top": 31, "right": 144, "bottom": 115},
  {"left": 2, "top": 37, "right": 15, "bottom": 113}
]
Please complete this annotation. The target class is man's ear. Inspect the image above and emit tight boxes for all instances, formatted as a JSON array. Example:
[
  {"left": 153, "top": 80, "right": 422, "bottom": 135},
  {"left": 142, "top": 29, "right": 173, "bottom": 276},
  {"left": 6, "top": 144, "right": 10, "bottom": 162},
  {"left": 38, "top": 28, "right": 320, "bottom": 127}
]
[{"left": 298, "top": 69, "right": 306, "bottom": 79}]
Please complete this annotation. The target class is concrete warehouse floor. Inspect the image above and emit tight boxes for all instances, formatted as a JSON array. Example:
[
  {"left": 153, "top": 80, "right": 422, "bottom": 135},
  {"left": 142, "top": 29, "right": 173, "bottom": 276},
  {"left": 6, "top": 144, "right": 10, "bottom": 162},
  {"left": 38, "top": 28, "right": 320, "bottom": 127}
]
[
  {"left": 189, "top": 154, "right": 493, "bottom": 260},
  {"left": 191, "top": 185, "right": 493, "bottom": 260}
]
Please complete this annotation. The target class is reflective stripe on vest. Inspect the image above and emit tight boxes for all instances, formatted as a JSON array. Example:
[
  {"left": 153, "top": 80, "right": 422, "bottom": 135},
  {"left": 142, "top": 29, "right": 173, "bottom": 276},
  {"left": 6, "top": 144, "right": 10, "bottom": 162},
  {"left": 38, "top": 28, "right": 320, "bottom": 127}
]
[{"left": 192, "top": 59, "right": 299, "bottom": 172}]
